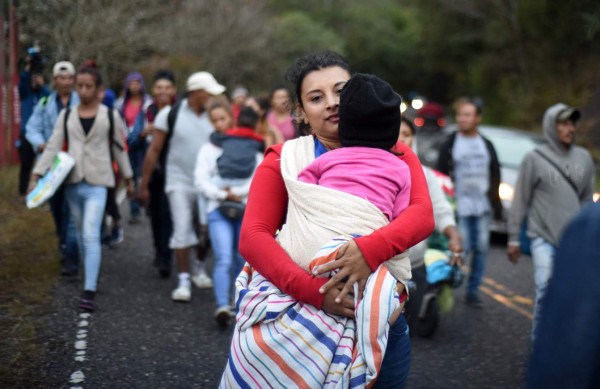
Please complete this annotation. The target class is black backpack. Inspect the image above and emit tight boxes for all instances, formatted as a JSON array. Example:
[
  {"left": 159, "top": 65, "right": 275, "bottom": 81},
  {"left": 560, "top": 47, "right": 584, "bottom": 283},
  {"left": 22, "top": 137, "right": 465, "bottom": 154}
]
[{"left": 156, "top": 99, "right": 182, "bottom": 171}]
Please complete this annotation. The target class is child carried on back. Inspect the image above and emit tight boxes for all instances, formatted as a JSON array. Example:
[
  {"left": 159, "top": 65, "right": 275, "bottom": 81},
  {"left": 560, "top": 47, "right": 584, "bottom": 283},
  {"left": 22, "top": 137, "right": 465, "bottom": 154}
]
[
  {"left": 209, "top": 106, "right": 264, "bottom": 190},
  {"left": 296, "top": 73, "right": 411, "bottom": 284}
]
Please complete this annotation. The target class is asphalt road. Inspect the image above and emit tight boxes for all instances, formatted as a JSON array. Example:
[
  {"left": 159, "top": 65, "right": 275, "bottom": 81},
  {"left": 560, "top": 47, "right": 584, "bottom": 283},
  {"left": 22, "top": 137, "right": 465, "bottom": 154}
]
[{"left": 35, "top": 212, "right": 535, "bottom": 389}]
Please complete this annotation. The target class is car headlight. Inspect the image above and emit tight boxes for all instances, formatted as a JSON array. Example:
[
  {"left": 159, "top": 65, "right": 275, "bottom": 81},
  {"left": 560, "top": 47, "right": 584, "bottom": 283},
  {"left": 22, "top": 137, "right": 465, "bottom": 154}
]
[
  {"left": 499, "top": 182, "right": 514, "bottom": 202},
  {"left": 594, "top": 192, "right": 600, "bottom": 203}
]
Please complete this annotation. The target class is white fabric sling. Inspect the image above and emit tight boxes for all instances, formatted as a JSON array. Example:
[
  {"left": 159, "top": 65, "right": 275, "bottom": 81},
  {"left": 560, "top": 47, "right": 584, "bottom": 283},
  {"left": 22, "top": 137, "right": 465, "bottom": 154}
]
[{"left": 276, "top": 135, "right": 411, "bottom": 284}]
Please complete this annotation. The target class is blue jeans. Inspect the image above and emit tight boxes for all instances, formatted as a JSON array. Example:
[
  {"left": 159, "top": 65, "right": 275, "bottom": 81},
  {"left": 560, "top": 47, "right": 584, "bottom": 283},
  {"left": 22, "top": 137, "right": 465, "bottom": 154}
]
[
  {"left": 373, "top": 314, "right": 411, "bottom": 388},
  {"left": 458, "top": 213, "right": 491, "bottom": 296},
  {"left": 530, "top": 237, "right": 556, "bottom": 341},
  {"left": 49, "top": 184, "right": 79, "bottom": 272},
  {"left": 129, "top": 150, "right": 144, "bottom": 218},
  {"left": 207, "top": 209, "right": 245, "bottom": 308},
  {"left": 65, "top": 182, "right": 108, "bottom": 292},
  {"left": 149, "top": 169, "right": 172, "bottom": 268}
]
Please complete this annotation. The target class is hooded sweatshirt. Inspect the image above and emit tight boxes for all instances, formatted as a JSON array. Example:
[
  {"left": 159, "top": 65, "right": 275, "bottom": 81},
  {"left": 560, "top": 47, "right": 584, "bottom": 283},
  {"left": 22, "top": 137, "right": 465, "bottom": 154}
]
[{"left": 507, "top": 103, "right": 595, "bottom": 246}]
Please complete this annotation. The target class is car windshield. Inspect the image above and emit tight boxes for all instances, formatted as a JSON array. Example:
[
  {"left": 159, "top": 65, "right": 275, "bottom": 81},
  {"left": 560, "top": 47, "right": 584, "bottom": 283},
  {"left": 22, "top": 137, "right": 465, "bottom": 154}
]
[{"left": 482, "top": 130, "right": 541, "bottom": 169}]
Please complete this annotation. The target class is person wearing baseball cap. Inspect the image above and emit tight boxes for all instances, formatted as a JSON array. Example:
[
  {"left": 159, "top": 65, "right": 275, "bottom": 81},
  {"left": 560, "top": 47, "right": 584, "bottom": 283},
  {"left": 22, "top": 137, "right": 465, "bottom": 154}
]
[
  {"left": 52, "top": 61, "right": 76, "bottom": 78},
  {"left": 139, "top": 71, "right": 226, "bottom": 302},
  {"left": 507, "top": 102, "right": 595, "bottom": 341},
  {"left": 230, "top": 85, "right": 249, "bottom": 121},
  {"left": 25, "top": 60, "right": 80, "bottom": 277}
]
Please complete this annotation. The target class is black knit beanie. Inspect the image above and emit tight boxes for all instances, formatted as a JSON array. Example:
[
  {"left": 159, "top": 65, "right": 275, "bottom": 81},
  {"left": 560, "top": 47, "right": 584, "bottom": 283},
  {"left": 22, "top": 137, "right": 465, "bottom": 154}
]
[{"left": 339, "top": 73, "right": 401, "bottom": 150}]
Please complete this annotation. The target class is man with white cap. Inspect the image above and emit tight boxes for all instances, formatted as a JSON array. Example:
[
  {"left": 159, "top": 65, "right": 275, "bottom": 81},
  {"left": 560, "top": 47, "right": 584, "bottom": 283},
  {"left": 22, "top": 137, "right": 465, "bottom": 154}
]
[
  {"left": 26, "top": 60, "right": 80, "bottom": 276},
  {"left": 140, "top": 71, "right": 225, "bottom": 302},
  {"left": 26, "top": 61, "right": 79, "bottom": 153}
]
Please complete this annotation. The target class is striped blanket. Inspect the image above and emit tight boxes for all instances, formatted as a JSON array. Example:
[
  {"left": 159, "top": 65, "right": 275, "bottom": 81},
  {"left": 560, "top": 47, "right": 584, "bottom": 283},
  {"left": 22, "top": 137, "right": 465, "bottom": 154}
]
[{"left": 220, "top": 236, "right": 400, "bottom": 388}]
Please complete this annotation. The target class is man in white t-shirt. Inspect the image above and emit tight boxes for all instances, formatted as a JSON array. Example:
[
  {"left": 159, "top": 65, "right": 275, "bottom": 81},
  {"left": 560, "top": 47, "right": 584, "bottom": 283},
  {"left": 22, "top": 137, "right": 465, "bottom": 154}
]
[
  {"left": 436, "top": 98, "right": 502, "bottom": 306},
  {"left": 139, "top": 72, "right": 226, "bottom": 302}
]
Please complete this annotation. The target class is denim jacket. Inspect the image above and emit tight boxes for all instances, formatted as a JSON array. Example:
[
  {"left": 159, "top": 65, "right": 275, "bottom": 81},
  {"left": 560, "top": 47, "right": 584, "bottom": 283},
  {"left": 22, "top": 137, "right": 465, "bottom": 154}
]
[{"left": 25, "top": 90, "right": 79, "bottom": 152}]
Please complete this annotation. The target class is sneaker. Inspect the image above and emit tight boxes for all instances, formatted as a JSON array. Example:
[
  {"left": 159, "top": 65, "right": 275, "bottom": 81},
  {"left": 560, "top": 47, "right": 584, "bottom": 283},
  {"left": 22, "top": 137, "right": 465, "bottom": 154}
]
[
  {"left": 60, "top": 265, "right": 77, "bottom": 277},
  {"left": 465, "top": 292, "right": 483, "bottom": 307},
  {"left": 215, "top": 306, "right": 232, "bottom": 328},
  {"left": 79, "top": 291, "right": 96, "bottom": 312},
  {"left": 109, "top": 226, "right": 124, "bottom": 246},
  {"left": 171, "top": 285, "right": 191, "bottom": 302},
  {"left": 159, "top": 267, "right": 171, "bottom": 279},
  {"left": 101, "top": 234, "right": 112, "bottom": 248},
  {"left": 192, "top": 272, "right": 213, "bottom": 289}
]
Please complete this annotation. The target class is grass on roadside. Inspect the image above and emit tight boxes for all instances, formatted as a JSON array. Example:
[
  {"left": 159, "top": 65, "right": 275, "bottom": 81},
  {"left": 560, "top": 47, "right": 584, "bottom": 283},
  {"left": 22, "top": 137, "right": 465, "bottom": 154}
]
[{"left": 0, "top": 166, "right": 59, "bottom": 387}]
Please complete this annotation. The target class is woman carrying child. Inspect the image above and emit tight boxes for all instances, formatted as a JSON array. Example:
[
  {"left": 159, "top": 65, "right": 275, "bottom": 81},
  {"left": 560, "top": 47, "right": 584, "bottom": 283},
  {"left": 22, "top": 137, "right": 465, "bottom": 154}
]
[
  {"left": 195, "top": 103, "right": 264, "bottom": 328},
  {"left": 220, "top": 51, "right": 434, "bottom": 388}
]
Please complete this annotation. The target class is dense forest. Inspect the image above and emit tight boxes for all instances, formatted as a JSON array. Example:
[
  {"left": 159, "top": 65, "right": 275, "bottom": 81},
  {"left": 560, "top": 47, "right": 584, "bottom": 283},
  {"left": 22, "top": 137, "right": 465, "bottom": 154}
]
[{"left": 18, "top": 0, "right": 600, "bottom": 147}]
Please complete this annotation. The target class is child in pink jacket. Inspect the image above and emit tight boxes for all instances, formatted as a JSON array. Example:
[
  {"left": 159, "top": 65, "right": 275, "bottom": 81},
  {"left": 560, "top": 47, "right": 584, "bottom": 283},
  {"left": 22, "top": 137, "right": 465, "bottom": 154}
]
[{"left": 298, "top": 73, "right": 411, "bottom": 221}]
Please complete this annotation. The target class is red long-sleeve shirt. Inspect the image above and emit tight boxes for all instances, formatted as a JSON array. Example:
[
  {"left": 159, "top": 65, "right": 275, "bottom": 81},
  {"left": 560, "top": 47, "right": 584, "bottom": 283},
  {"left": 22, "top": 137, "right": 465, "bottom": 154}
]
[{"left": 239, "top": 140, "right": 434, "bottom": 309}]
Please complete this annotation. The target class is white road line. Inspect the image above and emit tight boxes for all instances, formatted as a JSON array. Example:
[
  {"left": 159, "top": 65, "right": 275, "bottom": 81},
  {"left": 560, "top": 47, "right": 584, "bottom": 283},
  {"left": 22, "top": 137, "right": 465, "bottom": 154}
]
[{"left": 68, "top": 312, "right": 93, "bottom": 387}]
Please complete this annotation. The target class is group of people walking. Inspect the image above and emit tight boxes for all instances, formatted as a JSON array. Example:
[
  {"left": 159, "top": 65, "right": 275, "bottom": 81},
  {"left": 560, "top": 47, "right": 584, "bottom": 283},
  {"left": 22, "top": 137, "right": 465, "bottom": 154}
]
[
  {"left": 22, "top": 59, "right": 297, "bottom": 316},
  {"left": 20, "top": 48, "right": 597, "bottom": 388}
]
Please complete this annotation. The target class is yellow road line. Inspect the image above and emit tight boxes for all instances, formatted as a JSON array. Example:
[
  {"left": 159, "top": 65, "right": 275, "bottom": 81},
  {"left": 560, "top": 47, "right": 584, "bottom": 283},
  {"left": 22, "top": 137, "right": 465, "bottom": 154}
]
[
  {"left": 461, "top": 267, "right": 534, "bottom": 318},
  {"left": 483, "top": 277, "right": 534, "bottom": 306},
  {"left": 510, "top": 295, "right": 534, "bottom": 306},
  {"left": 479, "top": 286, "right": 533, "bottom": 320}
]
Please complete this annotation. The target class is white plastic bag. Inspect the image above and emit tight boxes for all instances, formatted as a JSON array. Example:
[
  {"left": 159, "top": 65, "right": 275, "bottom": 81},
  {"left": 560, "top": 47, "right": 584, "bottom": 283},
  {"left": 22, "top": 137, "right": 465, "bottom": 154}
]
[{"left": 26, "top": 151, "right": 75, "bottom": 209}]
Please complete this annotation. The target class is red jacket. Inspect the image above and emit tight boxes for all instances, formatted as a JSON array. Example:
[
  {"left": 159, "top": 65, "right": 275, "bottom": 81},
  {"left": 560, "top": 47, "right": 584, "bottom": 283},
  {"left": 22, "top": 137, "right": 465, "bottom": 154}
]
[{"left": 239, "top": 140, "right": 434, "bottom": 308}]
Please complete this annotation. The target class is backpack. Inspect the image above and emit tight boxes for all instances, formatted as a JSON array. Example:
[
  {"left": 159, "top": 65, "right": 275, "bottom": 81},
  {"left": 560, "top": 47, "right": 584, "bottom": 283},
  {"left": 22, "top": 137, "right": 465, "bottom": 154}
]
[{"left": 157, "top": 99, "right": 182, "bottom": 171}]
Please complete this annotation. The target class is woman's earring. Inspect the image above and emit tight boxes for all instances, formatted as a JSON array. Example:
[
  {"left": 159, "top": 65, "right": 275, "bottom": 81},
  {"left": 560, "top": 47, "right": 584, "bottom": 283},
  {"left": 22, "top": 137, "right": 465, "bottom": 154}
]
[{"left": 300, "top": 113, "right": 308, "bottom": 124}]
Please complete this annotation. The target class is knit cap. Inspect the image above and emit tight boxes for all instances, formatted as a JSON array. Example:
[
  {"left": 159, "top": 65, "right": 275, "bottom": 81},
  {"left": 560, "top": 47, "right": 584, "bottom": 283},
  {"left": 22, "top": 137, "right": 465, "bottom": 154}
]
[{"left": 339, "top": 73, "right": 401, "bottom": 150}]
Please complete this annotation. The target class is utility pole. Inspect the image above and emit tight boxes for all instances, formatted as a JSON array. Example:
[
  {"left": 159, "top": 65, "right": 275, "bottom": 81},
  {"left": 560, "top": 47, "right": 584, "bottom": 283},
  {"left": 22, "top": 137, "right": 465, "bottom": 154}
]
[
  {"left": 8, "top": 0, "right": 19, "bottom": 164},
  {"left": 0, "top": 3, "right": 6, "bottom": 166}
]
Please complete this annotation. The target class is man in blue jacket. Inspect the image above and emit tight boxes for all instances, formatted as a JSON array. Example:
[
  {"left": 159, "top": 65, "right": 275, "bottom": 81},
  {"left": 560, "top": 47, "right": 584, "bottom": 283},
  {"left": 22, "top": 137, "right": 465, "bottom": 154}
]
[
  {"left": 26, "top": 60, "right": 80, "bottom": 276},
  {"left": 526, "top": 203, "right": 600, "bottom": 388},
  {"left": 17, "top": 55, "right": 49, "bottom": 198}
]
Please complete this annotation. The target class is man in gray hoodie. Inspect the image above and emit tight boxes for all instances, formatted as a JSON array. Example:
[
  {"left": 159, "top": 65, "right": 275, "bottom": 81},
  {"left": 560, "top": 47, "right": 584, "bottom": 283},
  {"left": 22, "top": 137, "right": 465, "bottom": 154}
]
[{"left": 507, "top": 102, "right": 595, "bottom": 339}]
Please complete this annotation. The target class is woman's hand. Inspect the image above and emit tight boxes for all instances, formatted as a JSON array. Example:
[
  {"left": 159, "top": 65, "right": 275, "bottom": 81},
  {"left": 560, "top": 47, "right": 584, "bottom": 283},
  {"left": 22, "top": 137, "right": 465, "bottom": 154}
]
[
  {"left": 141, "top": 124, "right": 154, "bottom": 138},
  {"left": 444, "top": 226, "right": 463, "bottom": 266},
  {"left": 321, "top": 281, "right": 355, "bottom": 318},
  {"left": 27, "top": 175, "right": 40, "bottom": 195},
  {"left": 313, "top": 240, "right": 372, "bottom": 304},
  {"left": 225, "top": 189, "right": 242, "bottom": 202}
]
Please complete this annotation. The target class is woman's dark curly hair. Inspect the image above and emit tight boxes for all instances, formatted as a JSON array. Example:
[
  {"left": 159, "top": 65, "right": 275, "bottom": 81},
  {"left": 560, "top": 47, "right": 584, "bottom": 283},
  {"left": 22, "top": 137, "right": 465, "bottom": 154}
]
[
  {"left": 77, "top": 59, "right": 103, "bottom": 86},
  {"left": 284, "top": 50, "right": 352, "bottom": 135},
  {"left": 285, "top": 50, "right": 352, "bottom": 106}
]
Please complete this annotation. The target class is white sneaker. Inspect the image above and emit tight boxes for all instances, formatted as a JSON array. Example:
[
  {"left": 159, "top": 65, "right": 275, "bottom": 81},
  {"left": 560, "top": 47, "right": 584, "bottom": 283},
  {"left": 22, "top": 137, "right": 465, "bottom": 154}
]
[
  {"left": 192, "top": 272, "right": 213, "bottom": 289},
  {"left": 171, "top": 285, "right": 191, "bottom": 302}
]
